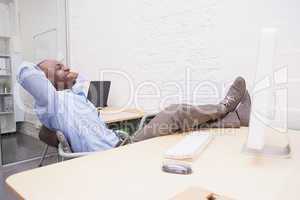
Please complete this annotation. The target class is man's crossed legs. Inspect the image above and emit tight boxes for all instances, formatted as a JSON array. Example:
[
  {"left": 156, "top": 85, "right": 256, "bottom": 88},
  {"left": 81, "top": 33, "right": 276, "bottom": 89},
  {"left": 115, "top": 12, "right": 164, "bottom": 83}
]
[{"left": 132, "top": 77, "right": 251, "bottom": 142}]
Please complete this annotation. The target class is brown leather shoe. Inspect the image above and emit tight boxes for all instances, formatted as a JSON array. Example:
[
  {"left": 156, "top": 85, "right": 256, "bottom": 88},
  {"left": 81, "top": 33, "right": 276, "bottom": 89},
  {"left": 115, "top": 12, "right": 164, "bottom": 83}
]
[
  {"left": 236, "top": 90, "right": 251, "bottom": 126},
  {"left": 220, "top": 76, "right": 246, "bottom": 113}
]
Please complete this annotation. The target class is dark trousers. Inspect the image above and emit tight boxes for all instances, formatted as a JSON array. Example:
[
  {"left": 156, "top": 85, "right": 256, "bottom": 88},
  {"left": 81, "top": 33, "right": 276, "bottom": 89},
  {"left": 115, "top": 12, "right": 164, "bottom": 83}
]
[{"left": 133, "top": 104, "right": 235, "bottom": 142}]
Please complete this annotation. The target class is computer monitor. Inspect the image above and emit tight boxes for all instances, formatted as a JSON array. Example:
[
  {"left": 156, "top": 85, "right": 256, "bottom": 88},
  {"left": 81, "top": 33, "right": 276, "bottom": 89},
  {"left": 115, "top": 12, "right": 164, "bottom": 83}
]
[{"left": 87, "top": 81, "right": 111, "bottom": 108}]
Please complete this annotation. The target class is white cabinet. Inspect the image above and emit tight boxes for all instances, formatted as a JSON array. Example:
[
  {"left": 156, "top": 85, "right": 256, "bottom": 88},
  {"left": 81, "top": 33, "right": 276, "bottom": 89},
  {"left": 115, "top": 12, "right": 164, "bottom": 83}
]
[{"left": 0, "top": 45, "right": 16, "bottom": 133}]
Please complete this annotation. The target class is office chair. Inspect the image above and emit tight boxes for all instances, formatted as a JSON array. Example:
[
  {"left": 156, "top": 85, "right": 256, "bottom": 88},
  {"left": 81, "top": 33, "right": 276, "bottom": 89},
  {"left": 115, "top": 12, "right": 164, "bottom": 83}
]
[
  {"left": 38, "top": 127, "right": 100, "bottom": 166},
  {"left": 56, "top": 130, "right": 130, "bottom": 160},
  {"left": 38, "top": 114, "right": 156, "bottom": 166}
]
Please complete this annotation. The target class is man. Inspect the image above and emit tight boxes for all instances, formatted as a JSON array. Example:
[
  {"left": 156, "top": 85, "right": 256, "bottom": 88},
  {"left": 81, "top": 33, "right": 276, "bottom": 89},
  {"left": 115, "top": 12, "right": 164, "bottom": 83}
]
[
  {"left": 18, "top": 60, "right": 120, "bottom": 152},
  {"left": 18, "top": 60, "right": 250, "bottom": 153}
]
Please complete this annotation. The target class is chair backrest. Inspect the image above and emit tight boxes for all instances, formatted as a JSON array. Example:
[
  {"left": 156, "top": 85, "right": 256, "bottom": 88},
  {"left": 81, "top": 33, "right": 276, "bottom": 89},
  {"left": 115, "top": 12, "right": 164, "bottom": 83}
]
[
  {"left": 39, "top": 126, "right": 93, "bottom": 159},
  {"left": 39, "top": 125, "right": 73, "bottom": 153},
  {"left": 39, "top": 125, "right": 59, "bottom": 148}
]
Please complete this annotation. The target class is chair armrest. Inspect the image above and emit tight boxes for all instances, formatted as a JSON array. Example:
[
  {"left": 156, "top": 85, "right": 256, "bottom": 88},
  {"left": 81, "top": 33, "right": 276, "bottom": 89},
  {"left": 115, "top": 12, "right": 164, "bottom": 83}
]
[
  {"left": 56, "top": 131, "right": 93, "bottom": 159},
  {"left": 58, "top": 143, "right": 94, "bottom": 159},
  {"left": 115, "top": 129, "right": 129, "bottom": 137},
  {"left": 137, "top": 113, "right": 157, "bottom": 131},
  {"left": 115, "top": 130, "right": 132, "bottom": 144}
]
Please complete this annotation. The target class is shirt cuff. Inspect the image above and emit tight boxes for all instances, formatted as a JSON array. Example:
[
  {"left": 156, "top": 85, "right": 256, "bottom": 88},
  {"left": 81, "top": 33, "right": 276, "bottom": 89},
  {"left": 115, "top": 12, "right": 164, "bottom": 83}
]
[{"left": 17, "top": 61, "right": 43, "bottom": 84}]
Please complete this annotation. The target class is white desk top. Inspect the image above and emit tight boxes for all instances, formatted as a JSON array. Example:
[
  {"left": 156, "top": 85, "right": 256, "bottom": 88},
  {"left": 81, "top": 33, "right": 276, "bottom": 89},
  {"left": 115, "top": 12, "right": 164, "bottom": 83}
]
[
  {"left": 99, "top": 107, "right": 144, "bottom": 124},
  {"left": 6, "top": 128, "right": 300, "bottom": 200}
]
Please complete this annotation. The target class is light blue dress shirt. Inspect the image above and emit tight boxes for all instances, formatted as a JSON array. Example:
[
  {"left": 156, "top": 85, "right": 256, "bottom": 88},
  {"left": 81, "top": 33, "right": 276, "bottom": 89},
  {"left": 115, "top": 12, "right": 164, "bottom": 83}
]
[{"left": 17, "top": 62, "right": 120, "bottom": 152}]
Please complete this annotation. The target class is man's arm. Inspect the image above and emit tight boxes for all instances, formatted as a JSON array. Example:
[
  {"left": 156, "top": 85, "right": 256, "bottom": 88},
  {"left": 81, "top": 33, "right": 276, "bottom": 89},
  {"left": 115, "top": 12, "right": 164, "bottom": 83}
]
[
  {"left": 17, "top": 62, "right": 58, "bottom": 110},
  {"left": 71, "top": 73, "right": 90, "bottom": 96}
]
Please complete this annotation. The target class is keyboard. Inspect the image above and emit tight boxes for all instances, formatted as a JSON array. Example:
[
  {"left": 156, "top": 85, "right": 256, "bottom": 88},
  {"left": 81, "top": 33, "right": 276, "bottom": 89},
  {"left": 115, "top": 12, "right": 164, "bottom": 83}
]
[{"left": 164, "top": 131, "right": 213, "bottom": 160}]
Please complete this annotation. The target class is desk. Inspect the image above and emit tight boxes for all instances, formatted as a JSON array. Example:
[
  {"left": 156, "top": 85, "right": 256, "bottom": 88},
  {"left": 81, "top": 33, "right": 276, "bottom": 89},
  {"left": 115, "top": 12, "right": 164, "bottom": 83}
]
[
  {"left": 6, "top": 128, "right": 300, "bottom": 200},
  {"left": 99, "top": 107, "right": 144, "bottom": 134},
  {"left": 99, "top": 107, "right": 144, "bottom": 124}
]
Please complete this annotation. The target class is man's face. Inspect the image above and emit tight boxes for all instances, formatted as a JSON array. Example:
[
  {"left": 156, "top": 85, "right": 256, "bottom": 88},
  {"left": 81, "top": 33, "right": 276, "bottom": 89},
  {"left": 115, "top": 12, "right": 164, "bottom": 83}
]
[{"left": 38, "top": 59, "right": 77, "bottom": 90}]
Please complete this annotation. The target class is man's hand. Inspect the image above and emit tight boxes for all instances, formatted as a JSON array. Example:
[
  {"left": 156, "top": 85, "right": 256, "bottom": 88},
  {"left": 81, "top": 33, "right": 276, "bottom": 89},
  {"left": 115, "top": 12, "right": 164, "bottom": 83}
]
[
  {"left": 55, "top": 71, "right": 78, "bottom": 90},
  {"left": 66, "top": 71, "right": 79, "bottom": 81}
]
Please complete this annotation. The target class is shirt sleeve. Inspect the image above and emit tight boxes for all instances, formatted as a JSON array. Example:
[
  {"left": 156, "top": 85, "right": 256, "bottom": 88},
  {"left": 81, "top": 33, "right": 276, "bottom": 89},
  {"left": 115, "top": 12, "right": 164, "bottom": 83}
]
[
  {"left": 17, "top": 62, "right": 58, "bottom": 111},
  {"left": 72, "top": 73, "right": 90, "bottom": 96}
]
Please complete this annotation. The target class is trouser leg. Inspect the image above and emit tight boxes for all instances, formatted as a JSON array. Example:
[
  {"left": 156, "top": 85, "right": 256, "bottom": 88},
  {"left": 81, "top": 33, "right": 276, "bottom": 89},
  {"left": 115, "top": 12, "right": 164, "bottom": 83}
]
[{"left": 133, "top": 104, "right": 225, "bottom": 142}]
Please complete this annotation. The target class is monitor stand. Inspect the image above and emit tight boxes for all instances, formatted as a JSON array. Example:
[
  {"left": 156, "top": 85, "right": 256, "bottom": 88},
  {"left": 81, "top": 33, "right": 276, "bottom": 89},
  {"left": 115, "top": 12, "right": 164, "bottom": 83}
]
[
  {"left": 242, "top": 28, "right": 291, "bottom": 159},
  {"left": 242, "top": 143, "right": 291, "bottom": 158}
]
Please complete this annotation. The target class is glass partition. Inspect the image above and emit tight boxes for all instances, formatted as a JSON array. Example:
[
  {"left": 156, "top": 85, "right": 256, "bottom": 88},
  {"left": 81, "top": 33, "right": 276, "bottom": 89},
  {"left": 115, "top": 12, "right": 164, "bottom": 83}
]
[{"left": 0, "top": 0, "right": 67, "bottom": 167}]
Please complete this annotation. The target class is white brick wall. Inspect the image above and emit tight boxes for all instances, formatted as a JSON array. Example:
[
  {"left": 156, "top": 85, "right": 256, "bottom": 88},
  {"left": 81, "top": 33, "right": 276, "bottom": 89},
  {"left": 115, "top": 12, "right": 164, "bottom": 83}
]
[{"left": 69, "top": 0, "right": 300, "bottom": 129}]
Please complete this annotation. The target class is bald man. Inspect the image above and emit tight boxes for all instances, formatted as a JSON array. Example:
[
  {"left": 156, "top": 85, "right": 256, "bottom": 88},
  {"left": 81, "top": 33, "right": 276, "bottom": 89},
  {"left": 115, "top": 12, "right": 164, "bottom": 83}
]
[{"left": 18, "top": 60, "right": 250, "bottom": 153}]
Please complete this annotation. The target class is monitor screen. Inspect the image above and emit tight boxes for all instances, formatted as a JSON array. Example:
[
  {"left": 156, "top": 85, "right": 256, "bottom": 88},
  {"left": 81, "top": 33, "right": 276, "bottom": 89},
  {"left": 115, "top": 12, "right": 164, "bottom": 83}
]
[{"left": 87, "top": 81, "right": 111, "bottom": 108}]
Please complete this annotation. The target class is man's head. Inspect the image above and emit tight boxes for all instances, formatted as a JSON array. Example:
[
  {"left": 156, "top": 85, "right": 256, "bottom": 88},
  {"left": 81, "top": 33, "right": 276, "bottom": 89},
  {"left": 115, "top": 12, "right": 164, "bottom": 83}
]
[{"left": 37, "top": 59, "right": 78, "bottom": 90}]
